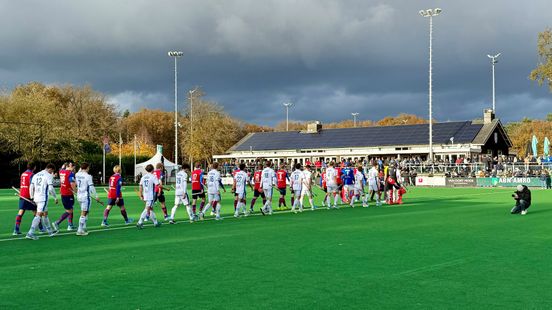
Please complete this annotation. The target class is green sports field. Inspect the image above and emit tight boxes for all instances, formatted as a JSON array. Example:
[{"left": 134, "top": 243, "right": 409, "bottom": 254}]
[{"left": 1, "top": 186, "right": 551, "bottom": 309}]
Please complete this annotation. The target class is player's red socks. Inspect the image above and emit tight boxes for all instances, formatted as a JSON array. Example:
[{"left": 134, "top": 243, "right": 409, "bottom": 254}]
[
  {"left": 250, "top": 198, "right": 257, "bottom": 209},
  {"left": 192, "top": 204, "right": 197, "bottom": 214},
  {"left": 68, "top": 212, "right": 73, "bottom": 225},
  {"left": 199, "top": 202, "right": 205, "bottom": 212},
  {"left": 161, "top": 206, "right": 168, "bottom": 217},
  {"left": 15, "top": 214, "right": 22, "bottom": 230}
]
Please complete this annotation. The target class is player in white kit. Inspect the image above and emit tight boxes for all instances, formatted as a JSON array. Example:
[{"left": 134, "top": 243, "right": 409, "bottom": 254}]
[
  {"left": 289, "top": 163, "right": 303, "bottom": 213},
  {"left": 75, "top": 163, "right": 100, "bottom": 236},
  {"left": 350, "top": 164, "right": 367, "bottom": 208},
  {"left": 137, "top": 164, "right": 161, "bottom": 229},
  {"left": 170, "top": 163, "right": 192, "bottom": 224},
  {"left": 26, "top": 163, "right": 59, "bottom": 240},
  {"left": 201, "top": 162, "right": 226, "bottom": 220},
  {"left": 325, "top": 162, "right": 339, "bottom": 209},
  {"left": 233, "top": 163, "right": 252, "bottom": 218},
  {"left": 367, "top": 162, "right": 382, "bottom": 206},
  {"left": 300, "top": 165, "right": 316, "bottom": 211},
  {"left": 260, "top": 161, "right": 277, "bottom": 215}
]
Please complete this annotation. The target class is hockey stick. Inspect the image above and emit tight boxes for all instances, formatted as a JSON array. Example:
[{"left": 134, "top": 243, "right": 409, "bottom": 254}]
[{"left": 11, "top": 186, "right": 37, "bottom": 205}]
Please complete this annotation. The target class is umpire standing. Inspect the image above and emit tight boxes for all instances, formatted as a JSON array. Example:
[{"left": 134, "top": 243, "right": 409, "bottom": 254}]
[{"left": 511, "top": 185, "right": 531, "bottom": 215}]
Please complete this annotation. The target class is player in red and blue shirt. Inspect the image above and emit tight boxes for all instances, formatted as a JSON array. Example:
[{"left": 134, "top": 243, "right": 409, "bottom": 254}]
[
  {"left": 276, "top": 163, "right": 290, "bottom": 210},
  {"left": 191, "top": 162, "right": 206, "bottom": 218},
  {"left": 13, "top": 164, "right": 40, "bottom": 235},
  {"left": 249, "top": 164, "right": 266, "bottom": 213},
  {"left": 52, "top": 162, "right": 77, "bottom": 231},
  {"left": 153, "top": 163, "right": 170, "bottom": 220},
  {"left": 101, "top": 165, "right": 132, "bottom": 227}
]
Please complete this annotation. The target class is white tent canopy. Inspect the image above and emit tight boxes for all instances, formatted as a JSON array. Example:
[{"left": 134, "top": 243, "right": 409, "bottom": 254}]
[{"left": 135, "top": 150, "right": 179, "bottom": 180}]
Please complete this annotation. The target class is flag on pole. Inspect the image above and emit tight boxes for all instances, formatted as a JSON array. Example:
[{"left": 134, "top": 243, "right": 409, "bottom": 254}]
[
  {"left": 531, "top": 135, "right": 538, "bottom": 157},
  {"left": 544, "top": 137, "right": 550, "bottom": 157},
  {"left": 103, "top": 136, "right": 111, "bottom": 154}
]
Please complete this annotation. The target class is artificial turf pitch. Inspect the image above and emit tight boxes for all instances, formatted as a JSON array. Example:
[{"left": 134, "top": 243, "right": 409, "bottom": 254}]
[{"left": 0, "top": 186, "right": 551, "bottom": 309}]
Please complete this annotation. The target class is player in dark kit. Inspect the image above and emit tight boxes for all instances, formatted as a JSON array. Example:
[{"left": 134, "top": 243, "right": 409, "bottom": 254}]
[
  {"left": 250, "top": 164, "right": 266, "bottom": 213},
  {"left": 52, "top": 162, "right": 77, "bottom": 231},
  {"left": 276, "top": 163, "right": 290, "bottom": 210},
  {"left": 13, "top": 163, "right": 43, "bottom": 235},
  {"left": 153, "top": 163, "right": 170, "bottom": 220},
  {"left": 191, "top": 162, "right": 206, "bottom": 219},
  {"left": 101, "top": 165, "right": 133, "bottom": 226}
]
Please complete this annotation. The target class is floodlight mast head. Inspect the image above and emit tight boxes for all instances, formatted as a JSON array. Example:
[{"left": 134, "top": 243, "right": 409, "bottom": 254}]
[
  {"left": 420, "top": 8, "right": 442, "bottom": 17},
  {"left": 283, "top": 102, "right": 293, "bottom": 108},
  {"left": 168, "top": 51, "right": 184, "bottom": 57},
  {"left": 488, "top": 53, "right": 501, "bottom": 64}
]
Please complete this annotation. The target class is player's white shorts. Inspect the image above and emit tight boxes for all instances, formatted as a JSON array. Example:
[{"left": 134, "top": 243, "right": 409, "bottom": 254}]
[
  {"left": 344, "top": 184, "right": 354, "bottom": 192},
  {"left": 36, "top": 201, "right": 48, "bottom": 213},
  {"left": 327, "top": 185, "right": 338, "bottom": 193},
  {"left": 175, "top": 194, "right": 189, "bottom": 206},
  {"left": 78, "top": 199, "right": 91, "bottom": 212},
  {"left": 353, "top": 186, "right": 364, "bottom": 196},
  {"left": 145, "top": 200, "right": 154, "bottom": 208},
  {"left": 293, "top": 189, "right": 302, "bottom": 197},
  {"left": 300, "top": 188, "right": 311, "bottom": 197},
  {"left": 368, "top": 181, "right": 379, "bottom": 192},
  {"left": 208, "top": 193, "right": 221, "bottom": 202},
  {"left": 235, "top": 190, "right": 246, "bottom": 200},
  {"left": 262, "top": 188, "right": 273, "bottom": 199}
]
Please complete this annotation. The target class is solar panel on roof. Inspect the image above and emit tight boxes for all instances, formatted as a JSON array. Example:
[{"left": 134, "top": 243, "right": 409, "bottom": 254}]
[{"left": 231, "top": 121, "right": 483, "bottom": 151}]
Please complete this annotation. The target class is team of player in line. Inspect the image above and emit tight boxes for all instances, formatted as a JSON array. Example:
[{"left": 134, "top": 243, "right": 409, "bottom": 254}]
[{"left": 12, "top": 159, "right": 406, "bottom": 240}]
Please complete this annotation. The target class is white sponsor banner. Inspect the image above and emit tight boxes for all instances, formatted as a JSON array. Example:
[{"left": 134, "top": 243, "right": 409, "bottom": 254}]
[{"left": 415, "top": 176, "right": 446, "bottom": 186}]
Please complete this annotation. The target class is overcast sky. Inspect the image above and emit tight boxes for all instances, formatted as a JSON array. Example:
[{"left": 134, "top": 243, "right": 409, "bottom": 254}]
[{"left": 0, "top": 0, "right": 550, "bottom": 126}]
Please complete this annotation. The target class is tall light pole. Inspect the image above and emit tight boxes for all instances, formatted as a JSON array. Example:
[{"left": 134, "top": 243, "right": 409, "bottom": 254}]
[
  {"left": 351, "top": 112, "right": 359, "bottom": 127},
  {"left": 189, "top": 87, "right": 199, "bottom": 168},
  {"left": 168, "top": 51, "right": 183, "bottom": 166},
  {"left": 419, "top": 7, "right": 442, "bottom": 162},
  {"left": 487, "top": 53, "right": 501, "bottom": 113},
  {"left": 283, "top": 102, "right": 293, "bottom": 131}
]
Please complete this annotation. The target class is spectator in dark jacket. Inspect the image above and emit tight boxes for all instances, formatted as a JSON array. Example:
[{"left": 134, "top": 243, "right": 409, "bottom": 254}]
[{"left": 511, "top": 185, "right": 531, "bottom": 215}]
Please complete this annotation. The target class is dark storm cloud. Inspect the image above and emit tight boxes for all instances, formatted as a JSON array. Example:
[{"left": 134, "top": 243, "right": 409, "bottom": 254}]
[{"left": 0, "top": 0, "right": 550, "bottom": 125}]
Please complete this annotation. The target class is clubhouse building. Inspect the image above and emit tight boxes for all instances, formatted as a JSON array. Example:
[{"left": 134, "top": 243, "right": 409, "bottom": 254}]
[{"left": 213, "top": 109, "right": 512, "bottom": 165}]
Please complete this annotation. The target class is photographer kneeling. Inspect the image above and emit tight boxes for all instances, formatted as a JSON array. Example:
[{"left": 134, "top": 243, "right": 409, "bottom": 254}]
[{"left": 511, "top": 184, "right": 531, "bottom": 215}]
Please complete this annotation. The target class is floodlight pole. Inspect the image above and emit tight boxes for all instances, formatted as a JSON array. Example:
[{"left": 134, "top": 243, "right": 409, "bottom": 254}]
[
  {"left": 168, "top": 51, "right": 183, "bottom": 166},
  {"left": 488, "top": 53, "right": 501, "bottom": 113},
  {"left": 283, "top": 102, "right": 293, "bottom": 131},
  {"left": 351, "top": 112, "right": 359, "bottom": 127},
  {"left": 420, "top": 8, "right": 441, "bottom": 163},
  {"left": 189, "top": 88, "right": 198, "bottom": 168}
]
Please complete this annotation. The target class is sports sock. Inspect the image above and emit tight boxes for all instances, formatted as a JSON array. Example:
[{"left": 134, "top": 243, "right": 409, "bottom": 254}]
[
  {"left": 202, "top": 203, "right": 212, "bottom": 215},
  {"left": 15, "top": 214, "right": 23, "bottom": 231},
  {"left": 199, "top": 201, "right": 205, "bottom": 212},
  {"left": 68, "top": 212, "right": 73, "bottom": 225},
  {"left": 150, "top": 210, "right": 158, "bottom": 225},
  {"left": 120, "top": 207, "right": 129, "bottom": 221},
  {"left": 186, "top": 205, "right": 194, "bottom": 220},
  {"left": 309, "top": 198, "right": 314, "bottom": 208},
  {"left": 216, "top": 202, "right": 222, "bottom": 216},
  {"left": 103, "top": 208, "right": 111, "bottom": 221},
  {"left": 138, "top": 208, "right": 148, "bottom": 224},
  {"left": 291, "top": 196, "right": 295, "bottom": 206},
  {"left": 79, "top": 216, "right": 86, "bottom": 232},
  {"left": 334, "top": 194, "right": 339, "bottom": 206},
  {"left": 57, "top": 212, "right": 69, "bottom": 225},
  {"left": 233, "top": 200, "right": 237, "bottom": 211},
  {"left": 29, "top": 216, "right": 41, "bottom": 234},
  {"left": 192, "top": 204, "right": 197, "bottom": 214},
  {"left": 171, "top": 206, "right": 178, "bottom": 219},
  {"left": 250, "top": 198, "right": 256, "bottom": 209},
  {"left": 41, "top": 217, "right": 51, "bottom": 234},
  {"left": 161, "top": 206, "right": 168, "bottom": 217}
]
